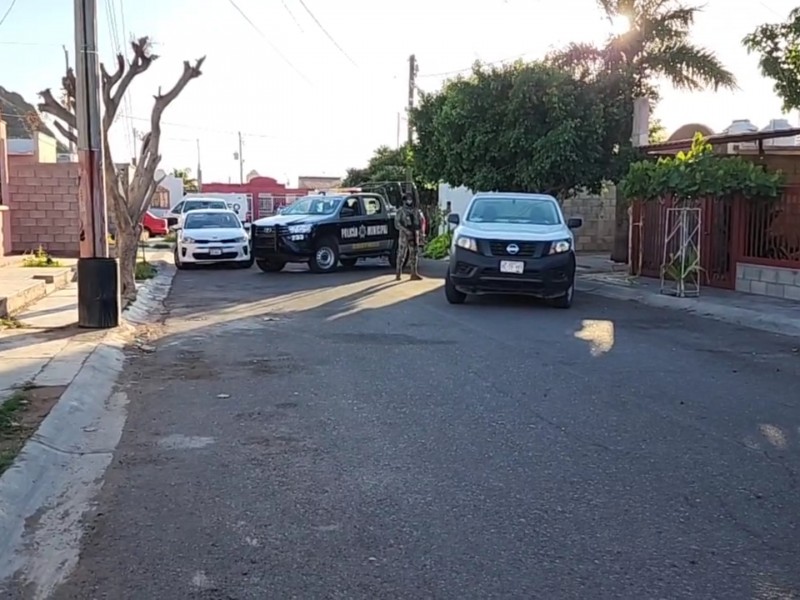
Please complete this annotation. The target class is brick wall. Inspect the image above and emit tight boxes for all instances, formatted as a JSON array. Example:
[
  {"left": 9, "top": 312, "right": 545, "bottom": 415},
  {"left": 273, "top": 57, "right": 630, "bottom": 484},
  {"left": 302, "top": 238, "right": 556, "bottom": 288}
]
[
  {"left": 7, "top": 162, "right": 80, "bottom": 256},
  {"left": 736, "top": 262, "right": 800, "bottom": 301},
  {"left": 562, "top": 185, "right": 617, "bottom": 253}
]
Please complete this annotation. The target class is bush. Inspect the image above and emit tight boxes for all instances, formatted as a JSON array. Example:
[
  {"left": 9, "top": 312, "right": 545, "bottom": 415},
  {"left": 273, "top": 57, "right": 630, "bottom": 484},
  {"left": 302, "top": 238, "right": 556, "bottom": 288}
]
[
  {"left": 21, "top": 245, "right": 62, "bottom": 268},
  {"left": 134, "top": 261, "right": 157, "bottom": 280},
  {"left": 423, "top": 230, "right": 452, "bottom": 259}
]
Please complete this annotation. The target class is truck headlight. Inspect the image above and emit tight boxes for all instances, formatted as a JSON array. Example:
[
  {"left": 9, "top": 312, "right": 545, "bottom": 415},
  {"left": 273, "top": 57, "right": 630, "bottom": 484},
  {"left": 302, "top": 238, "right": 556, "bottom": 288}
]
[
  {"left": 549, "top": 239, "right": 572, "bottom": 254},
  {"left": 288, "top": 224, "right": 312, "bottom": 234},
  {"left": 455, "top": 236, "right": 478, "bottom": 252}
]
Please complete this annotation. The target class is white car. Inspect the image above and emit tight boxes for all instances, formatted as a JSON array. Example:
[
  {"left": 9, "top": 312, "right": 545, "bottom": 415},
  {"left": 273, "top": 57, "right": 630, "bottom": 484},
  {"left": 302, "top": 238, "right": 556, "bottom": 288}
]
[
  {"left": 167, "top": 198, "right": 229, "bottom": 229},
  {"left": 444, "top": 192, "right": 582, "bottom": 308},
  {"left": 174, "top": 209, "right": 253, "bottom": 270}
]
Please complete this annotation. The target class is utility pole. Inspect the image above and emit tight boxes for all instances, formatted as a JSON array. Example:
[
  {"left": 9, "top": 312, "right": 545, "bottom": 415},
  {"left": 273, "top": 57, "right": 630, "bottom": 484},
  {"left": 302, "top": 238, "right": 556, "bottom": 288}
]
[
  {"left": 406, "top": 54, "right": 417, "bottom": 187},
  {"left": 396, "top": 112, "right": 401, "bottom": 149},
  {"left": 196, "top": 138, "right": 203, "bottom": 192},
  {"left": 238, "top": 131, "right": 244, "bottom": 184},
  {"left": 74, "top": 0, "right": 118, "bottom": 328},
  {"left": 62, "top": 45, "right": 76, "bottom": 155}
]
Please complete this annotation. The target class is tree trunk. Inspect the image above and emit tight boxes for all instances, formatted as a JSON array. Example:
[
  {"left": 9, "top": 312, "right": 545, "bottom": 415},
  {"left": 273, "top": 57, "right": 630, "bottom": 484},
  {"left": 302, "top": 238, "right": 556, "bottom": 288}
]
[
  {"left": 117, "top": 224, "right": 139, "bottom": 302},
  {"left": 610, "top": 185, "right": 629, "bottom": 263}
]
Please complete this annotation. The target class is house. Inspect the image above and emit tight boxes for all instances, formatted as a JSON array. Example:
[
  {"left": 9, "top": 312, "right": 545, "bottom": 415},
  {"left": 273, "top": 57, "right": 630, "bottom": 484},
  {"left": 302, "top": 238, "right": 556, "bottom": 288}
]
[
  {"left": 630, "top": 120, "right": 800, "bottom": 302},
  {"left": 0, "top": 119, "right": 80, "bottom": 257},
  {"left": 201, "top": 176, "right": 309, "bottom": 219},
  {"left": 297, "top": 176, "right": 341, "bottom": 190}
]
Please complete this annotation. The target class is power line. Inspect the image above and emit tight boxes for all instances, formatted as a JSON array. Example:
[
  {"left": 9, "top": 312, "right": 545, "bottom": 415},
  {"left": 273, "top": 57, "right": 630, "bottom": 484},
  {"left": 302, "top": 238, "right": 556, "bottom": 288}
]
[
  {"left": 0, "top": 0, "right": 18, "bottom": 29},
  {"left": 295, "top": 0, "right": 357, "bottom": 67},
  {"left": 281, "top": 0, "right": 304, "bottom": 32},
  {"left": 417, "top": 52, "right": 531, "bottom": 79},
  {"left": 226, "top": 0, "right": 314, "bottom": 85},
  {"left": 120, "top": 114, "right": 278, "bottom": 138}
]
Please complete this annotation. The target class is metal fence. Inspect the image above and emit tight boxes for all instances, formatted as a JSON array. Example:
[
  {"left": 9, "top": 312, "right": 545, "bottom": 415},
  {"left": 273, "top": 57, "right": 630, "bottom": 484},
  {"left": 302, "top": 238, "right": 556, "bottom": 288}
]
[{"left": 630, "top": 186, "right": 800, "bottom": 290}]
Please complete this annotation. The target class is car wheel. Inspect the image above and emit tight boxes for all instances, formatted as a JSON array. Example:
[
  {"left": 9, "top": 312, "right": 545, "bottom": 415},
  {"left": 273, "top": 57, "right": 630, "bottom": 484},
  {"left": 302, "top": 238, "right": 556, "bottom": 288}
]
[
  {"left": 550, "top": 282, "right": 574, "bottom": 309},
  {"left": 444, "top": 269, "right": 467, "bottom": 304},
  {"left": 174, "top": 246, "right": 188, "bottom": 270},
  {"left": 239, "top": 254, "right": 255, "bottom": 269},
  {"left": 310, "top": 237, "right": 340, "bottom": 273},
  {"left": 340, "top": 258, "right": 358, "bottom": 268},
  {"left": 256, "top": 259, "right": 286, "bottom": 273}
]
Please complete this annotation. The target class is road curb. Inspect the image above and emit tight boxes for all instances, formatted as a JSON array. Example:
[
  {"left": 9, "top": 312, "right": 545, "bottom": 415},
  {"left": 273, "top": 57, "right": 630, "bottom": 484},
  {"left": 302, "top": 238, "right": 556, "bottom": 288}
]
[
  {"left": 0, "top": 260, "right": 177, "bottom": 595},
  {"left": 577, "top": 277, "right": 800, "bottom": 339}
]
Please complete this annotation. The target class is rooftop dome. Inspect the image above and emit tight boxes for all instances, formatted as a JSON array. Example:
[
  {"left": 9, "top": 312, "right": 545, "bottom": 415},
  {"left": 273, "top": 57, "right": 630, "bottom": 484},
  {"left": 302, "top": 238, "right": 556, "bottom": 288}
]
[{"left": 667, "top": 123, "right": 714, "bottom": 141}]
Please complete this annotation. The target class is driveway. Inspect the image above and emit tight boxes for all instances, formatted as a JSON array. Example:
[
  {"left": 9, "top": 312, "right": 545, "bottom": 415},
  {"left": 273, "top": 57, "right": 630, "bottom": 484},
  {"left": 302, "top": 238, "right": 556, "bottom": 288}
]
[{"left": 49, "top": 260, "right": 800, "bottom": 599}]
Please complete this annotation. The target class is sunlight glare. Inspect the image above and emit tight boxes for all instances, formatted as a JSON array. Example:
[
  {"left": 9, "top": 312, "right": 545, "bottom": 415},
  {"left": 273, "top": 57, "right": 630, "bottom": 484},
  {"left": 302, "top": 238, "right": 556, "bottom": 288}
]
[{"left": 609, "top": 15, "right": 631, "bottom": 36}]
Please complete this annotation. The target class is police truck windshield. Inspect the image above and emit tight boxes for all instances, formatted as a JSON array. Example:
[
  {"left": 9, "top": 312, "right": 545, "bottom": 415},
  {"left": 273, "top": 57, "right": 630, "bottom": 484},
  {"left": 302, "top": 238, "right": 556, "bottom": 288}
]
[{"left": 282, "top": 196, "right": 342, "bottom": 215}]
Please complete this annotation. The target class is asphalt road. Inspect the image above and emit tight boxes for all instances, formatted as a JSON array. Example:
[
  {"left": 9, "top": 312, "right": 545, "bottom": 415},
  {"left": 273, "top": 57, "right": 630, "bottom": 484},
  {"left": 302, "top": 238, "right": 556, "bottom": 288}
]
[{"left": 52, "top": 260, "right": 800, "bottom": 600}]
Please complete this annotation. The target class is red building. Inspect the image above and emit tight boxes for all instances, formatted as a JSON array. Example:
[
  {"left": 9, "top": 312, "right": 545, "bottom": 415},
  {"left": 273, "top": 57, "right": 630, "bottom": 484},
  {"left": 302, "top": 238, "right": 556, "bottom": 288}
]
[{"left": 201, "top": 177, "right": 309, "bottom": 220}]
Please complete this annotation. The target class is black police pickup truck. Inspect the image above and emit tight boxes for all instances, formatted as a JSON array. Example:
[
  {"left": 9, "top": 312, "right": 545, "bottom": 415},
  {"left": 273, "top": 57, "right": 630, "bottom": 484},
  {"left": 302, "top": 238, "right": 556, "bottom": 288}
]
[{"left": 251, "top": 193, "right": 400, "bottom": 273}]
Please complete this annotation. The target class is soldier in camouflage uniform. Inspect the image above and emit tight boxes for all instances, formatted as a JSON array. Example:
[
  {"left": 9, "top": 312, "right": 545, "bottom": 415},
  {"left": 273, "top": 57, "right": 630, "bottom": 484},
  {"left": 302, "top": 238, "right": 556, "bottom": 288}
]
[{"left": 394, "top": 194, "right": 422, "bottom": 281}]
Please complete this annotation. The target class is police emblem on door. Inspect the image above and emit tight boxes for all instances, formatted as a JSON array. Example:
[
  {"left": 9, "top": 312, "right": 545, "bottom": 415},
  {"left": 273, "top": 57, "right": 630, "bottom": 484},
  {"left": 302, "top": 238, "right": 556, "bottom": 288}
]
[{"left": 358, "top": 225, "right": 367, "bottom": 239}]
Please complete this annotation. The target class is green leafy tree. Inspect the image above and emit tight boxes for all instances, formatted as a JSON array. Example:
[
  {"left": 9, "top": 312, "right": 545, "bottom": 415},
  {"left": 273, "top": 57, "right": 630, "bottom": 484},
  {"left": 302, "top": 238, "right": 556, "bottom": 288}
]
[
  {"left": 549, "top": 0, "right": 736, "bottom": 261},
  {"left": 411, "top": 61, "right": 623, "bottom": 199},
  {"left": 172, "top": 168, "right": 199, "bottom": 192},
  {"left": 342, "top": 145, "right": 410, "bottom": 186},
  {"left": 744, "top": 8, "right": 800, "bottom": 112}
]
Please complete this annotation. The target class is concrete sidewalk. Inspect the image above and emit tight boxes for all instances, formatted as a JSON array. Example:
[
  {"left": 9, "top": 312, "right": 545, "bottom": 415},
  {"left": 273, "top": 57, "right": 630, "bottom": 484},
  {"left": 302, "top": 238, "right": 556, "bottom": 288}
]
[
  {"left": 0, "top": 253, "right": 174, "bottom": 404},
  {"left": 577, "top": 271, "right": 800, "bottom": 339},
  {"left": 0, "top": 258, "right": 77, "bottom": 318}
]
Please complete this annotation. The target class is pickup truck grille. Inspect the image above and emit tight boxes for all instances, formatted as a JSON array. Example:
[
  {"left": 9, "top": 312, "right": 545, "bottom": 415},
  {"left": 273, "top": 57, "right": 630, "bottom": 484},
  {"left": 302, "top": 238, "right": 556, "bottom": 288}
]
[
  {"left": 254, "top": 226, "right": 278, "bottom": 251},
  {"left": 486, "top": 240, "right": 549, "bottom": 258}
]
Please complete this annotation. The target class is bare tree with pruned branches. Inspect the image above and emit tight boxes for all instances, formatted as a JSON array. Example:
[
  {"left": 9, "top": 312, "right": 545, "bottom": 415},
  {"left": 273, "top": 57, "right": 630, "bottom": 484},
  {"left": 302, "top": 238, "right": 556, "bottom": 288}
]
[{"left": 37, "top": 37, "right": 204, "bottom": 301}]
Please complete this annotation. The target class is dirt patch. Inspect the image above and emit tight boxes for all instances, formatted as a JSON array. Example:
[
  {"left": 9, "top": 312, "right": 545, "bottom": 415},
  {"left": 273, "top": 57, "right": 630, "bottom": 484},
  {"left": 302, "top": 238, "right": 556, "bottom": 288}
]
[{"left": 0, "top": 384, "right": 66, "bottom": 474}]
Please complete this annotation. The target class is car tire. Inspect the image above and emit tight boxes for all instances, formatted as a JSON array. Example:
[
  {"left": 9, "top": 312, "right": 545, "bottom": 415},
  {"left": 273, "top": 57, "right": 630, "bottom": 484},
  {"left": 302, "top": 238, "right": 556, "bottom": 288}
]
[
  {"left": 256, "top": 259, "right": 286, "bottom": 273},
  {"left": 550, "top": 282, "right": 574, "bottom": 309},
  {"left": 340, "top": 258, "right": 358, "bottom": 268},
  {"left": 310, "top": 237, "right": 340, "bottom": 273},
  {"left": 444, "top": 269, "right": 467, "bottom": 304},
  {"left": 174, "top": 247, "right": 188, "bottom": 270}
]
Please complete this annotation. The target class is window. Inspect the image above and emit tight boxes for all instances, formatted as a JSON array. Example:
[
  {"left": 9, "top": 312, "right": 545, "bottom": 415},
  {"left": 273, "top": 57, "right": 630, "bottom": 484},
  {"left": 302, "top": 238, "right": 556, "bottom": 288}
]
[
  {"left": 466, "top": 196, "right": 562, "bottom": 225},
  {"left": 341, "top": 196, "right": 363, "bottom": 217},
  {"left": 170, "top": 202, "right": 184, "bottom": 214},
  {"left": 184, "top": 200, "right": 227, "bottom": 213},
  {"left": 363, "top": 196, "right": 382, "bottom": 215},
  {"left": 184, "top": 211, "right": 242, "bottom": 229},
  {"left": 258, "top": 193, "right": 274, "bottom": 214}
]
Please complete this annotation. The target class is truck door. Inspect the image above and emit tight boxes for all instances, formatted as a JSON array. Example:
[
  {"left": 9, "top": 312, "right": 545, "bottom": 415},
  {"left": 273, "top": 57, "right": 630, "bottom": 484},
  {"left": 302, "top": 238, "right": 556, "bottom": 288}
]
[
  {"left": 337, "top": 196, "right": 365, "bottom": 255},
  {"left": 360, "top": 195, "right": 393, "bottom": 252}
]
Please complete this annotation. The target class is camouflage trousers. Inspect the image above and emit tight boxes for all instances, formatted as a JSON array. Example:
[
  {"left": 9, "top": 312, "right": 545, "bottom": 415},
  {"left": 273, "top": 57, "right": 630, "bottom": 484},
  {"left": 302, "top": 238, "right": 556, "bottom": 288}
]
[{"left": 396, "top": 234, "right": 419, "bottom": 276}]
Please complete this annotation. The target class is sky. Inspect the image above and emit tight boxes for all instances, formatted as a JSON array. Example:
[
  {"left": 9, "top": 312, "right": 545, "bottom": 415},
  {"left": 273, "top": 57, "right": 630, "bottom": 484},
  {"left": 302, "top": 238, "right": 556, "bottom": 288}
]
[{"left": 0, "top": 0, "right": 795, "bottom": 186}]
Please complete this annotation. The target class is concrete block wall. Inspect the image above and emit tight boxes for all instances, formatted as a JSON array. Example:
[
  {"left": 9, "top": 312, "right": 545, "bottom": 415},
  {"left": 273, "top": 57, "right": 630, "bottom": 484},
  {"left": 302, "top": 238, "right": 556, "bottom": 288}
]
[
  {"left": 736, "top": 262, "right": 800, "bottom": 301},
  {"left": 7, "top": 162, "right": 80, "bottom": 256},
  {"left": 562, "top": 185, "right": 617, "bottom": 253}
]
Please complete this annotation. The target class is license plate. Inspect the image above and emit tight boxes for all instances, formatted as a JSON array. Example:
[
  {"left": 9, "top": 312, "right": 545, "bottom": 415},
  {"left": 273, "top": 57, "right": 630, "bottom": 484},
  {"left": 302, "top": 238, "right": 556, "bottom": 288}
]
[
  {"left": 210, "top": 249, "right": 222, "bottom": 256},
  {"left": 500, "top": 260, "right": 524, "bottom": 274}
]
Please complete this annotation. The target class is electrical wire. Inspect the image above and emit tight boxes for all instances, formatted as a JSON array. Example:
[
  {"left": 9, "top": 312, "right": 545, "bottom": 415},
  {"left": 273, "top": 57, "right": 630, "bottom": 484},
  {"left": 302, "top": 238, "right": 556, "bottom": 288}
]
[
  {"left": 0, "top": 0, "right": 17, "bottom": 29},
  {"left": 227, "top": 0, "right": 314, "bottom": 85},
  {"left": 281, "top": 0, "right": 304, "bottom": 32},
  {"left": 294, "top": 0, "right": 357, "bottom": 67},
  {"left": 417, "top": 52, "right": 531, "bottom": 79},
  {"left": 120, "top": 114, "right": 278, "bottom": 138}
]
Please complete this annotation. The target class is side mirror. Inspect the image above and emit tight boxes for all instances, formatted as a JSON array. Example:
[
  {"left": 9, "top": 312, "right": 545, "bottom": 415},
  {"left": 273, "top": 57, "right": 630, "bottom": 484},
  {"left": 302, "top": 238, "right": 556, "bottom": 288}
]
[
  {"left": 447, "top": 213, "right": 460, "bottom": 226},
  {"left": 567, "top": 217, "right": 583, "bottom": 229}
]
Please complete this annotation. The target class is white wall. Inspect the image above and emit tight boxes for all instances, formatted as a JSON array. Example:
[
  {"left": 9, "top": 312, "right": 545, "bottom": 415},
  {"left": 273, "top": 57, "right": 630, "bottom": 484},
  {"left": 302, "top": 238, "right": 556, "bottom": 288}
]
[{"left": 438, "top": 184, "right": 474, "bottom": 232}]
